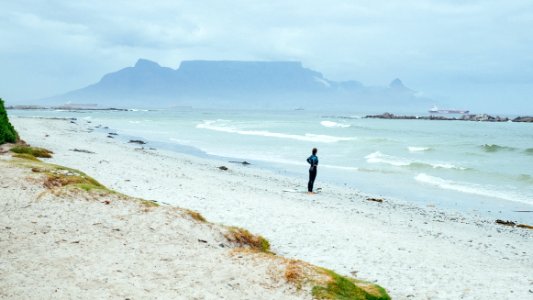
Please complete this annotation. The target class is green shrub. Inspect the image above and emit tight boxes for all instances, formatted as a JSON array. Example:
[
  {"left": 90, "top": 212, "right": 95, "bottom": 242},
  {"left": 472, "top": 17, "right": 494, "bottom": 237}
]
[
  {"left": 11, "top": 145, "right": 53, "bottom": 158},
  {"left": 0, "top": 98, "right": 18, "bottom": 144}
]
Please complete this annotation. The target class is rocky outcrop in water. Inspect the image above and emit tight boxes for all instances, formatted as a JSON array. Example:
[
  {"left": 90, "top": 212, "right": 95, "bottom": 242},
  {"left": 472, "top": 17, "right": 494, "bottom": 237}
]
[
  {"left": 365, "top": 113, "right": 533, "bottom": 123},
  {"left": 512, "top": 116, "right": 533, "bottom": 122},
  {"left": 459, "top": 114, "right": 509, "bottom": 122}
]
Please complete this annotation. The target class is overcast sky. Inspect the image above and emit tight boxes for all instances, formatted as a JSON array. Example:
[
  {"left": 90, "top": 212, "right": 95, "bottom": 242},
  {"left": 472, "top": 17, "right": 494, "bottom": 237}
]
[{"left": 1, "top": 0, "right": 532, "bottom": 112}]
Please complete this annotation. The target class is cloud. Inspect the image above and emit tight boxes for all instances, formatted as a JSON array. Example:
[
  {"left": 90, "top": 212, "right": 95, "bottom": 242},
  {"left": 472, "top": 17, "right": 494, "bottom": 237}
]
[{"left": 0, "top": 0, "right": 532, "bottom": 112}]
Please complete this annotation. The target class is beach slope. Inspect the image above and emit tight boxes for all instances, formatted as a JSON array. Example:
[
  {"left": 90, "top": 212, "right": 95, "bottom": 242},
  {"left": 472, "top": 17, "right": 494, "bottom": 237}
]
[{"left": 0, "top": 146, "right": 389, "bottom": 299}]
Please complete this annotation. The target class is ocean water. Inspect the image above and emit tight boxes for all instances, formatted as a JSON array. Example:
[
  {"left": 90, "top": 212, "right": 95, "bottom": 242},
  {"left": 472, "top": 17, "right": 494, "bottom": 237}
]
[{"left": 11, "top": 108, "right": 533, "bottom": 223}]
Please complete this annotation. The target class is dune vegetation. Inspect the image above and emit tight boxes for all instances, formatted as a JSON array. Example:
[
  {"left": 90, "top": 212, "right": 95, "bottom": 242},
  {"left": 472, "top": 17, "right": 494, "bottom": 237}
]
[{"left": 0, "top": 98, "right": 18, "bottom": 144}]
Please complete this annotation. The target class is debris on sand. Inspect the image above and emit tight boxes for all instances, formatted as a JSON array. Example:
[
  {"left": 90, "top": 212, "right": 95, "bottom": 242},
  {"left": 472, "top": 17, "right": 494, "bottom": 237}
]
[{"left": 367, "top": 197, "right": 384, "bottom": 203}]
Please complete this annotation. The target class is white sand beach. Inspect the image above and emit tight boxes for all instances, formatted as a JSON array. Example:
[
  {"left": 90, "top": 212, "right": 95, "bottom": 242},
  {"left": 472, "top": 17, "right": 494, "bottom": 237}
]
[
  {"left": 4, "top": 116, "right": 532, "bottom": 299},
  {"left": 0, "top": 160, "right": 311, "bottom": 299}
]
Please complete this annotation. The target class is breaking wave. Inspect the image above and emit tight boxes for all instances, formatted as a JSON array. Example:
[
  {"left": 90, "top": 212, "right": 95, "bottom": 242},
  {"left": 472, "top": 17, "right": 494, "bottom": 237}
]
[
  {"left": 481, "top": 144, "right": 516, "bottom": 153},
  {"left": 320, "top": 121, "right": 351, "bottom": 128},
  {"left": 365, "top": 151, "right": 466, "bottom": 170},
  {"left": 197, "top": 120, "right": 355, "bottom": 143},
  {"left": 408, "top": 146, "right": 432, "bottom": 152},
  {"left": 415, "top": 173, "right": 532, "bottom": 205}
]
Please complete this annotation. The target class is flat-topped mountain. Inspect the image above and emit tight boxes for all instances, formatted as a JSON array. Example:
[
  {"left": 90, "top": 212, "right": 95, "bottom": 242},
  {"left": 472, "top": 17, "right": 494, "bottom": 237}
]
[{"left": 42, "top": 59, "right": 426, "bottom": 110}]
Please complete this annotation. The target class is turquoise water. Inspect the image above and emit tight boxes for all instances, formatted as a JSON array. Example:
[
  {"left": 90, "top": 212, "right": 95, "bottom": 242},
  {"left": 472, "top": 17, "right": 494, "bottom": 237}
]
[{"left": 11, "top": 108, "right": 533, "bottom": 223}]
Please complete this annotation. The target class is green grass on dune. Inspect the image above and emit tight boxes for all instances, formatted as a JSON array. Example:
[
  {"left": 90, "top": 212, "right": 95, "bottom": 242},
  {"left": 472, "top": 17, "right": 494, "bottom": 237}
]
[
  {"left": 312, "top": 269, "right": 391, "bottom": 300},
  {"left": 12, "top": 153, "right": 42, "bottom": 162},
  {"left": 225, "top": 226, "right": 271, "bottom": 253},
  {"left": 11, "top": 145, "right": 54, "bottom": 158},
  {"left": 11, "top": 157, "right": 108, "bottom": 192}
]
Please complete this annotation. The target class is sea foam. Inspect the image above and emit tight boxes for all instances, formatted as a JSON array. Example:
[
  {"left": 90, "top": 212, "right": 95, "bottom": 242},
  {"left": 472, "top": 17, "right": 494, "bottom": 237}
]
[
  {"left": 320, "top": 120, "right": 351, "bottom": 128},
  {"left": 365, "top": 151, "right": 465, "bottom": 170},
  {"left": 408, "top": 146, "right": 431, "bottom": 152},
  {"left": 197, "top": 120, "right": 354, "bottom": 143},
  {"left": 365, "top": 151, "right": 410, "bottom": 166},
  {"left": 415, "top": 173, "right": 532, "bottom": 205}
]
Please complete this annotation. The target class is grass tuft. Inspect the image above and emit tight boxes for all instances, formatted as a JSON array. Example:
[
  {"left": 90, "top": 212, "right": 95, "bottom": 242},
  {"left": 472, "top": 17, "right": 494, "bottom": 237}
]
[
  {"left": 43, "top": 173, "right": 105, "bottom": 191},
  {"left": 11, "top": 145, "right": 53, "bottom": 158},
  {"left": 225, "top": 227, "right": 271, "bottom": 253},
  {"left": 37, "top": 165, "right": 107, "bottom": 193},
  {"left": 13, "top": 153, "right": 41, "bottom": 162},
  {"left": 185, "top": 209, "right": 207, "bottom": 222},
  {"left": 10, "top": 155, "right": 116, "bottom": 196},
  {"left": 284, "top": 260, "right": 306, "bottom": 289},
  {"left": 312, "top": 269, "right": 390, "bottom": 300},
  {"left": 140, "top": 199, "right": 160, "bottom": 208}
]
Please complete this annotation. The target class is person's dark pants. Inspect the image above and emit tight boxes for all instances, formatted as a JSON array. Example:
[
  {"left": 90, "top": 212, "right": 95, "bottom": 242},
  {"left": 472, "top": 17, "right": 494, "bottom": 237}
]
[{"left": 308, "top": 168, "right": 317, "bottom": 192}]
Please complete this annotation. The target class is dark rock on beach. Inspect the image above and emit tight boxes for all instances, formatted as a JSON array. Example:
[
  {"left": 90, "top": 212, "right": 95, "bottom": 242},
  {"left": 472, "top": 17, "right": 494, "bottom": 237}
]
[
  {"left": 495, "top": 219, "right": 533, "bottom": 229},
  {"left": 70, "top": 149, "right": 95, "bottom": 154},
  {"left": 128, "top": 140, "right": 146, "bottom": 145},
  {"left": 218, "top": 166, "right": 228, "bottom": 171},
  {"left": 366, "top": 197, "right": 384, "bottom": 203},
  {"left": 495, "top": 219, "right": 516, "bottom": 226},
  {"left": 229, "top": 160, "right": 251, "bottom": 165}
]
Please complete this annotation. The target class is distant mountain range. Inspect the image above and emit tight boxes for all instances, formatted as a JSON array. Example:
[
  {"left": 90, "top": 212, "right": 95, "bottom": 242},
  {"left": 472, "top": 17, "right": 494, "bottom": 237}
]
[{"left": 41, "top": 59, "right": 429, "bottom": 112}]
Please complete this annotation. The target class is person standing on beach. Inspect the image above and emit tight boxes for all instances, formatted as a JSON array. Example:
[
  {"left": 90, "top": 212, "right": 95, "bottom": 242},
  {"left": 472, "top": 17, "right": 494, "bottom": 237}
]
[{"left": 307, "top": 148, "right": 319, "bottom": 194}]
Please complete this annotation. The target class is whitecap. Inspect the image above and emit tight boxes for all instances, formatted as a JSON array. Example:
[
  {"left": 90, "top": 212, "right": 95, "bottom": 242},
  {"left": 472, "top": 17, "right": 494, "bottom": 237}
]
[
  {"left": 365, "top": 151, "right": 411, "bottom": 167},
  {"left": 197, "top": 120, "right": 354, "bottom": 143},
  {"left": 414, "top": 173, "right": 532, "bottom": 205},
  {"left": 320, "top": 121, "right": 351, "bottom": 128},
  {"left": 365, "top": 151, "right": 465, "bottom": 170},
  {"left": 429, "top": 163, "right": 467, "bottom": 170},
  {"left": 408, "top": 146, "right": 431, "bottom": 152}
]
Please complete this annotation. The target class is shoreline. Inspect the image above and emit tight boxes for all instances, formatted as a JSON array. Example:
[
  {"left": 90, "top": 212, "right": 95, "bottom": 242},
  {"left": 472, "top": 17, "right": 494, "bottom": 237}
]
[
  {"left": 82, "top": 115, "right": 533, "bottom": 224},
  {"left": 11, "top": 110, "right": 533, "bottom": 225},
  {"left": 7, "top": 116, "right": 533, "bottom": 299}
]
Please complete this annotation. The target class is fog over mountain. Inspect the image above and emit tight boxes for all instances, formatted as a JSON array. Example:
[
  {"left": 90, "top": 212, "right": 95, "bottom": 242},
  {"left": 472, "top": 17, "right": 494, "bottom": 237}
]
[
  {"left": 2, "top": 1, "right": 533, "bottom": 114},
  {"left": 42, "top": 59, "right": 428, "bottom": 112}
]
